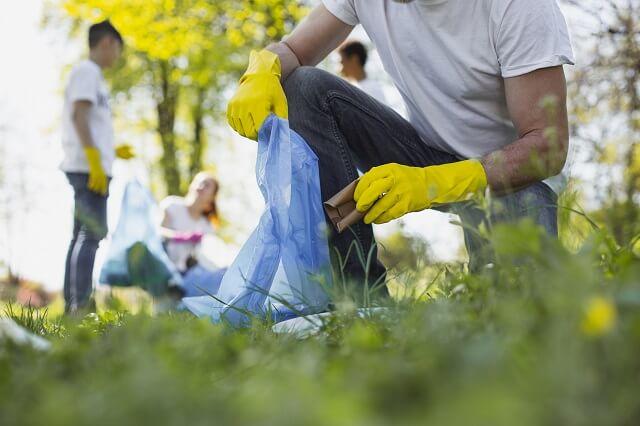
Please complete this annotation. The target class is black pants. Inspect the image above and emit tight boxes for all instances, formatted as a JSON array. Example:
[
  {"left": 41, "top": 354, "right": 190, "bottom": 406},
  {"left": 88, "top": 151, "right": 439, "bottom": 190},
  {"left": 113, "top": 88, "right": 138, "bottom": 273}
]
[{"left": 63, "top": 172, "right": 109, "bottom": 312}]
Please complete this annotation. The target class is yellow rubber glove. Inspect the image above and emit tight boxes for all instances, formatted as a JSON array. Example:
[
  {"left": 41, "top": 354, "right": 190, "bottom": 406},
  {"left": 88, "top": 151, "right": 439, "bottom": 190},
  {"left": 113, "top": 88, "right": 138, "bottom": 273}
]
[
  {"left": 84, "top": 146, "right": 108, "bottom": 196},
  {"left": 115, "top": 144, "right": 135, "bottom": 160},
  {"left": 354, "top": 160, "right": 488, "bottom": 225},
  {"left": 226, "top": 49, "right": 288, "bottom": 140}
]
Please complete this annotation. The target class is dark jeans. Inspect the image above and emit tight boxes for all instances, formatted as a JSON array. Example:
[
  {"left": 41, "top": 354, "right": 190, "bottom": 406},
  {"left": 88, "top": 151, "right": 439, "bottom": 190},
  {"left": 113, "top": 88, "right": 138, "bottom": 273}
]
[
  {"left": 283, "top": 67, "right": 557, "bottom": 286},
  {"left": 64, "top": 172, "right": 110, "bottom": 312}
]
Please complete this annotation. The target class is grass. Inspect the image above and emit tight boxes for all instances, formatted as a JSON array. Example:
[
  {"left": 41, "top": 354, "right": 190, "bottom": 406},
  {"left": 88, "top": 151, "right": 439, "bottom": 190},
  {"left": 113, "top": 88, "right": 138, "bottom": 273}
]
[{"left": 1, "top": 220, "right": 639, "bottom": 426}]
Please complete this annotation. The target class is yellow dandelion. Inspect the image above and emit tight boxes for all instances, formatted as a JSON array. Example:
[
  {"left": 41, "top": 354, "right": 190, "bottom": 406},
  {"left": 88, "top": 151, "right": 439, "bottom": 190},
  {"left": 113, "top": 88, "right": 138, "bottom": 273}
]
[{"left": 581, "top": 296, "right": 617, "bottom": 337}]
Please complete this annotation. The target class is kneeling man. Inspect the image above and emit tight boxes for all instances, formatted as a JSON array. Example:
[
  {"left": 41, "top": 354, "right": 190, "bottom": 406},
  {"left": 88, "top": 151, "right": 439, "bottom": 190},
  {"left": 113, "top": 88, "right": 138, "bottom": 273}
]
[{"left": 227, "top": 0, "right": 574, "bottom": 287}]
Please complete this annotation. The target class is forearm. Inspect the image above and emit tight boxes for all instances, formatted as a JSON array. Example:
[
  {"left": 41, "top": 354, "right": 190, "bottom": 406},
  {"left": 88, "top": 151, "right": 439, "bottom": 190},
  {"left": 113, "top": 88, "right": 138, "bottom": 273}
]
[
  {"left": 159, "top": 226, "right": 180, "bottom": 240},
  {"left": 266, "top": 4, "right": 353, "bottom": 81},
  {"left": 485, "top": 67, "right": 570, "bottom": 195},
  {"left": 481, "top": 130, "right": 568, "bottom": 195},
  {"left": 72, "top": 111, "right": 95, "bottom": 148},
  {"left": 266, "top": 42, "right": 301, "bottom": 80}
]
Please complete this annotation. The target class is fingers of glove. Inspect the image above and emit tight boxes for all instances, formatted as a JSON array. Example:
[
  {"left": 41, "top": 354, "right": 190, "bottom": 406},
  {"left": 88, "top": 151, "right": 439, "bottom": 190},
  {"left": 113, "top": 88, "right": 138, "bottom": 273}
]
[
  {"left": 87, "top": 176, "right": 96, "bottom": 192},
  {"left": 88, "top": 175, "right": 102, "bottom": 195},
  {"left": 226, "top": 103, "right": 237, "bottom": 131},
  {"left": 250, "top": 109, "right": 270, "bottom": 140},
  {"left": 227, "top": 100, "right": 251, "bottom": 138},
  {"left": 356, "top": 177, "right": 394, "bottom": 213},
  {"left": 364, "top": 191, "right": 400, "bottom": 224},
  {"left": 354, "top": 166, "right": 394, "bottom": 202},
  {"left": 240, "top": 115, "right": 259, "bottom": 140},
  {"left": 373, "top": 204, "right": 408, "bottom": 225},
  {"left": 93, "top": 176, "right": 107, "bottom": 195},
  {"left": 100, "top": 177, "right": 108, "bottom": 195},
  {"left": 272, "top": 86, "right": 288, "bottom": 119},
  {"left": 231, "top": 116, "right": 249, "bottom": 139},
  {"left": 227, "top": 102, "right": 242, "bottom": 135}
]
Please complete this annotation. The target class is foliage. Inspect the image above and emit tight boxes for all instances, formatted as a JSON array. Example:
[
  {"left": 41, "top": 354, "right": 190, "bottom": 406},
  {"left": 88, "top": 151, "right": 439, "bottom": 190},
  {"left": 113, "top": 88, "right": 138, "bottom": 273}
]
[
  {"left": 2, "top": 303, "right": 65, "bottom": 338},
  {"left": 1, "top": 221, "right": 640, "bottom": 426},
  {"left": 562, "top": 0, "right": 640, "bottom": 243}
]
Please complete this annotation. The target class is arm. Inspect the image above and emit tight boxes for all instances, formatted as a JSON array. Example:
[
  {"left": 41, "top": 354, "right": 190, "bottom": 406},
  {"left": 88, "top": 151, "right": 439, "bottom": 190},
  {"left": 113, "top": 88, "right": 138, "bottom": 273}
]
[
  {"left": 159, "top": 210, "right": 203, "bottom": 242},
  {"left": 159, "top": 210, "right": 179, "bottom": 240},
  {"left": 354, "top": 66, "right": 571, "bottom": 225},
  {"left": 266, "top": 4, "right": 354, "bottom": 80},
  {"left": 73, "top": 100, "right": 109, "bottom": 194},
  {"left": 481, "top": 66, "right": 570, "bottom": 194},
  {"left": 72, "top": 100, "right": 96, "bottom": 148},
  {"left": 228, "top": 5, "right": 353, "bottom": 140}
]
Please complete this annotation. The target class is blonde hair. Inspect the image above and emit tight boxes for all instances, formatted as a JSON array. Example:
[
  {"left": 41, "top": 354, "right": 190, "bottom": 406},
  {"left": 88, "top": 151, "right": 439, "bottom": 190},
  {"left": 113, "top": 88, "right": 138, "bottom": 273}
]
[{"left": 190, "top": 172, "right": 220, "bottom": 225}]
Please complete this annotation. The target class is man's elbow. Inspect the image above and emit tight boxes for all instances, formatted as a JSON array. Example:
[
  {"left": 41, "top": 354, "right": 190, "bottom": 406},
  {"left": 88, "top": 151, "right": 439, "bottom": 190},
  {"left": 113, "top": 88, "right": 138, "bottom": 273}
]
[{"left": 545, "top": 133, "right": 569, "bottom": 177}]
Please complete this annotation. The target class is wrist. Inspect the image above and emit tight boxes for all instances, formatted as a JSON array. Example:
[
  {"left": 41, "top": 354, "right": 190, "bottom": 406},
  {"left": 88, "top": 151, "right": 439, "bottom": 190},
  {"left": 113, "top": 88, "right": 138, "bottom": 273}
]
[
  {"left": 83, "top": 146, "right": 101, "bottom": 163},
  {"left": 423, "top": 159, "right": 488, "bottom": 204},
  {"left": 244, "top": 49, "right": 282, "bottom": 79},
  {"left": 269, "top": 41, "right": 301, "bottom": 80},
  {"left": 465, "top": 159, "right": 488, "bottom": 192}
]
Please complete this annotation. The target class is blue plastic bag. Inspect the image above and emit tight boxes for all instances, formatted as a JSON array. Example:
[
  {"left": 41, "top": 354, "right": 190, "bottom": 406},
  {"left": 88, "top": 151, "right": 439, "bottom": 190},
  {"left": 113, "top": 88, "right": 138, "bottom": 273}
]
[
  {"left": 182, "top": 265, "right": 227, "bottom": 298},
  {"left": 99, "top": 181, "right": 183, "bottom": 295},
  {"left": 182, "top": 115, "right": 332, "bottom": 325}
]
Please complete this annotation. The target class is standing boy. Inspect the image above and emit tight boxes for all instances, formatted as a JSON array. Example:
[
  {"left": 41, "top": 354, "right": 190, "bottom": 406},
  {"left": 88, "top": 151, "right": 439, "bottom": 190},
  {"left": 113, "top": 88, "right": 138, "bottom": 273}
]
[{"left": 61, "top": 20, "right": 133, "bottom": 314}]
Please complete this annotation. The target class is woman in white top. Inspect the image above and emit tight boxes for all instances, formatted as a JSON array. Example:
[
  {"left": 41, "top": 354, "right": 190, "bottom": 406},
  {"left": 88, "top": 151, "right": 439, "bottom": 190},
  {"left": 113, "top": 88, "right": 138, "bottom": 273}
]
[
  {"left": 159, "top": 172, "right": 220, "bottom": 273},
  {"left": 160, "top": 172, "right": 228, "bottom": 298}
]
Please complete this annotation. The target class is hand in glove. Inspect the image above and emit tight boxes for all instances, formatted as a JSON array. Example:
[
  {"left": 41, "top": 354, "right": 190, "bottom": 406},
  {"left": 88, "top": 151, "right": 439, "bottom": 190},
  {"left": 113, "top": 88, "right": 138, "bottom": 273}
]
[
  {"left": 354, "top": 160, "right": 488, "bottom": 224},
  {"left": 115, "top": 144, "right": 135, "bottom": 160},
  {"left": 226, "top": 49, "right": 288, "bottom": 140},
  {"left": 84, "top": 146, "right": 108, "bottom": 195}
]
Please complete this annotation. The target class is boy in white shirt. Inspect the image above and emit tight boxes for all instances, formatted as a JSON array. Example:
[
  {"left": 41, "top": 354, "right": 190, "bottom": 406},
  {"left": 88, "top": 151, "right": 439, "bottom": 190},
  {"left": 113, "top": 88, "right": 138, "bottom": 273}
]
[{"left": 61, "top": 20, "right": 134, "bottom": 314}]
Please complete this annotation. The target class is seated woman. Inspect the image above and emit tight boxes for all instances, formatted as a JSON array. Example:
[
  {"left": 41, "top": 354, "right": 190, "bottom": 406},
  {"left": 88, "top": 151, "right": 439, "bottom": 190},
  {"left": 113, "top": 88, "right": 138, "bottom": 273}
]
[{"left": 159, "top": 172, "right": 226, "bottom": 297}]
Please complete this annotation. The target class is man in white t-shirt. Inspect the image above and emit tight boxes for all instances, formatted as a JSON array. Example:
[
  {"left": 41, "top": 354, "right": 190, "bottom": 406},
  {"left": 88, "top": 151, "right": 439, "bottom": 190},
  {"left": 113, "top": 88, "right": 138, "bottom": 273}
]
[
  {"left": 227, "top": 0, "right": 574, "bottom": 288},
  {"left": 339, "top": 40, "right": 387, "bottom": 104},
  {"left": 61, "top": 20, "right": 135, "bottom": 314}
]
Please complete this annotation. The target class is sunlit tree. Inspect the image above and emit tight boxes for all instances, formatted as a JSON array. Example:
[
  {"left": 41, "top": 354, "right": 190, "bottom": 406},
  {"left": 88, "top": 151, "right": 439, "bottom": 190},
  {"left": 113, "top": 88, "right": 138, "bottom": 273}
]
[
  {"left": 562, "top": 0, "right": 640, "bottom": 244},
  {"left": 46, "top": 0, "right": 308, "bottom": 194}
]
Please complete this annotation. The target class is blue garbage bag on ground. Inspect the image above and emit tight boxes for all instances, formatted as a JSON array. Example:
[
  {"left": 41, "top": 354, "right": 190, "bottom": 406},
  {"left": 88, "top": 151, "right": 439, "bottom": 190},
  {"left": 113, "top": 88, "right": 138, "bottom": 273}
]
[
  {"left": 182, "top": 115, "right": 332, "bottom": 325},
  {"left": 182, "top": 266, "right": 227, "bottom": 298},
  {"left": 99, "top": 181, "right": 183, "bottom": 295}
]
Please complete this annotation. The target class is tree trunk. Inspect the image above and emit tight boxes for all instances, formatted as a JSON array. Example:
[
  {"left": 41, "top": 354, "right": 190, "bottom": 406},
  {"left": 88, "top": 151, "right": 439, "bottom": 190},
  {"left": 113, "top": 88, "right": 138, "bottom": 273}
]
[
  {"left": 156, "top": 60, "right": 181, "bottom": 195},
  {"left": 188, "top": 88, "right": 206, "bottom": 184},
  {"left": 622, "top": 7, "right": 640, "bottom": 242}
]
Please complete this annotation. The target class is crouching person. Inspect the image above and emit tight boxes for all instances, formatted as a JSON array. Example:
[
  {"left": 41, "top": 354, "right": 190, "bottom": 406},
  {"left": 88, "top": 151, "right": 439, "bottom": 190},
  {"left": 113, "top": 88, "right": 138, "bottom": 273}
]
[
  {"left": 160, "top": 172, "right": 227, "bottom": 297},
  {"left": 226, "top": 0, "right": 574, "bottom": 292}
]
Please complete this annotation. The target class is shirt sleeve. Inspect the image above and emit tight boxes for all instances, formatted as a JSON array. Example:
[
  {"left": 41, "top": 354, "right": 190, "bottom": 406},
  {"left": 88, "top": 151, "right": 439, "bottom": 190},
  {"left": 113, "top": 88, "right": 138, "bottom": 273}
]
[
  {"left": 159, "top": 196, "right": 172, "bottom": 212},
  {"left": 159, "top": 196, "right": 179, "bottom": 227},
  {"left": 496, "top": 0, "right": 575, "bottom": 78},
  {"left": 67, "top": 64, "right": 100, "bottom": 104},
  {"left": 322, "top": 0, "right": 359, "bottom": 26}
]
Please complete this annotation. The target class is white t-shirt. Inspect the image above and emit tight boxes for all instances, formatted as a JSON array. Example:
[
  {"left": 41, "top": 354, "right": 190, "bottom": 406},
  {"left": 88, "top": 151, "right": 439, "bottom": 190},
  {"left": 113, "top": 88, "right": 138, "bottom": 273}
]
[
  {"left": 323, "top": 0, "right": 575, "bottom": 161},
  {"left": 160, "top": 196, "right": 214, "bottom": 272},
  {"left": 354, "top": 77, "right": 387, "bottom": 104},
  {"left": 61, "top": 60, "right": 115, "bottom": 176}
]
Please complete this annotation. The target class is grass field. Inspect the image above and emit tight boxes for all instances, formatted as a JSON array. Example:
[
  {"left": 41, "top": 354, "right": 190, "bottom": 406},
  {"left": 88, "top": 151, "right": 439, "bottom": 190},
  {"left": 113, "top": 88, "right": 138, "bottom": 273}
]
[{"left": 1, "top": 220, "right": 639, "bottom": 426}]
